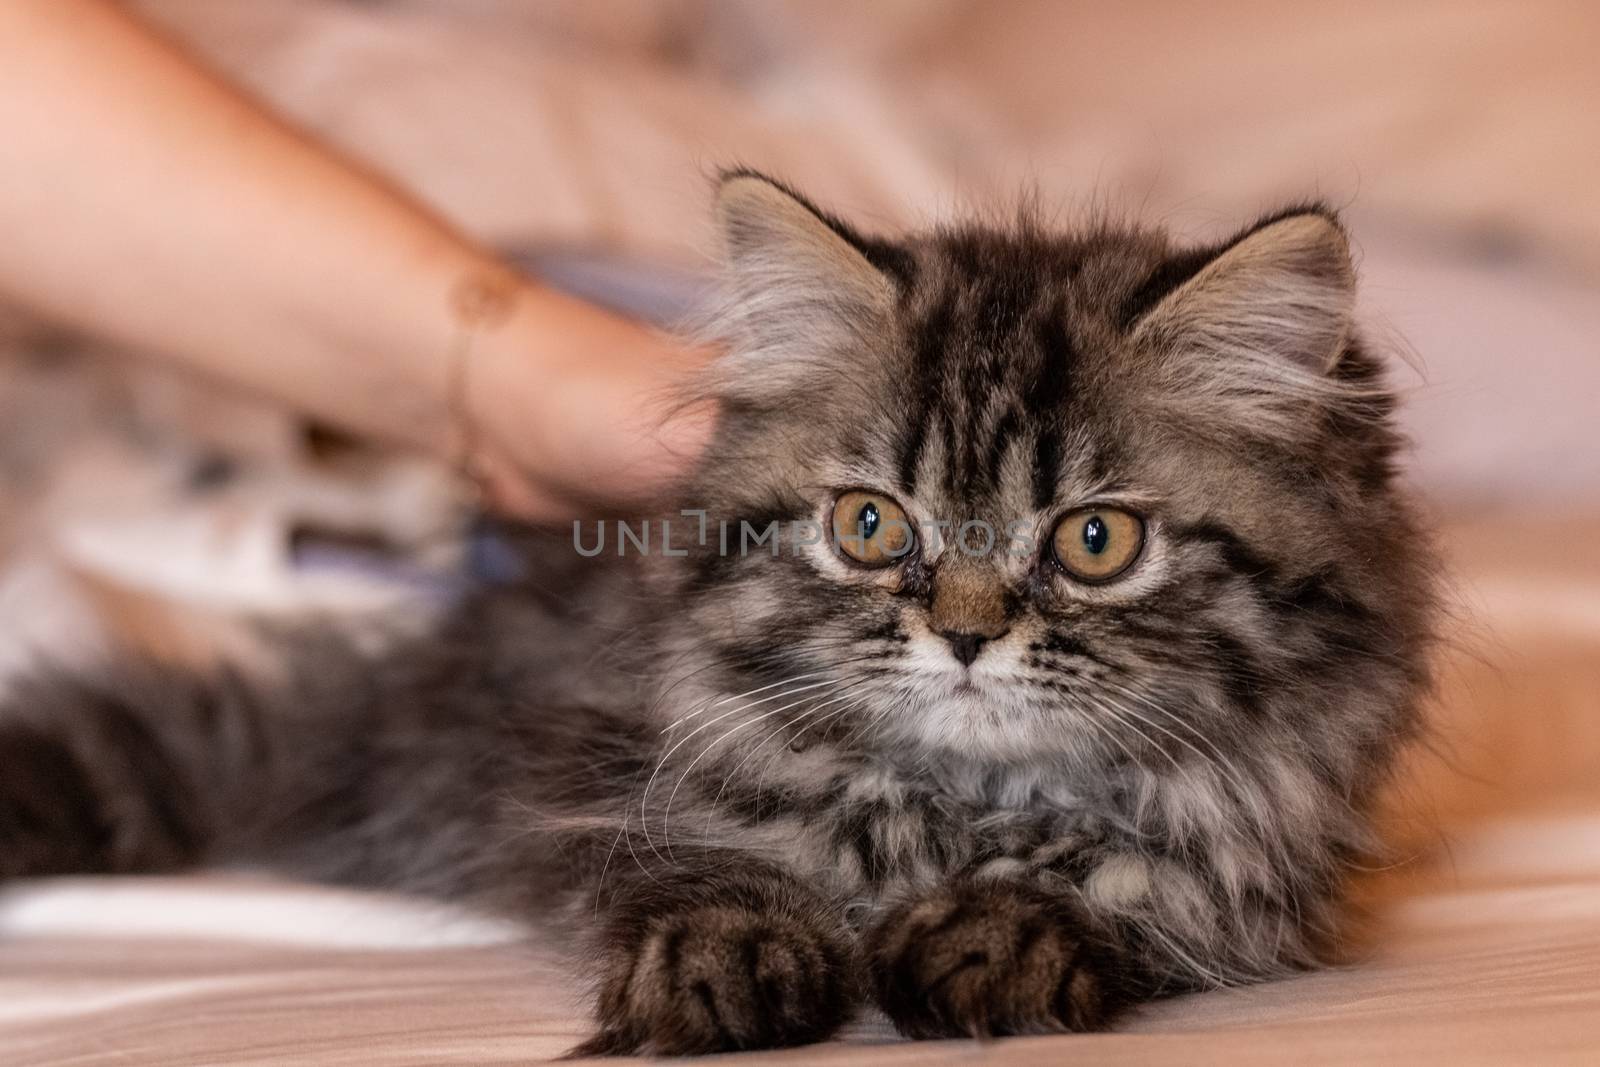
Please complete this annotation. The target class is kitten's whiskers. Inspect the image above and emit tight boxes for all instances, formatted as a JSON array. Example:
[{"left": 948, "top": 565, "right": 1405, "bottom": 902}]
[{"left": 662, "top": 681, "right": 872, "bottom": 854}]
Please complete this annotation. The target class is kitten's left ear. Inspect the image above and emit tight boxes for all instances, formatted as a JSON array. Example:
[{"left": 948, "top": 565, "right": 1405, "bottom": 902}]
[
  {"left": 715, "top": 171, "right": 895, "bottom": 317},
  {"left": 1133, "top": 209, "right": 1356, "bottom": 376},
  {"left": 709, "top": 173, "right": 897, "bottom": 395}
]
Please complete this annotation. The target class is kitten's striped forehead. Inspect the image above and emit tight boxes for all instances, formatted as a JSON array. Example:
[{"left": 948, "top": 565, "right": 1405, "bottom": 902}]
[{"left": 886, "top": 227, "right": 1168, "bottom": 516}]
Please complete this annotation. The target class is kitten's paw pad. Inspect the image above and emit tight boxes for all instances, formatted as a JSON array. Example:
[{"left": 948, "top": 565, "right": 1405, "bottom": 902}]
[
  {"left": 577, "top": 904, "right": 856, "bottom": 1056},
  {"left": 867, "top": 881, "right": 1107, "bottom": 1039}
]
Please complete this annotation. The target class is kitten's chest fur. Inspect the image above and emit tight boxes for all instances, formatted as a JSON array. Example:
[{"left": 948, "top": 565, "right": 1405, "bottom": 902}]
[{"left": 679, "top": 744, "right": 1106, "bottom": 902}]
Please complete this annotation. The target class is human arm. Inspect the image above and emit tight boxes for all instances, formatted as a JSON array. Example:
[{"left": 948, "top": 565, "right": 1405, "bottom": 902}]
[{"left": 0, "top": 0, "right": 710, "bottom": 518}]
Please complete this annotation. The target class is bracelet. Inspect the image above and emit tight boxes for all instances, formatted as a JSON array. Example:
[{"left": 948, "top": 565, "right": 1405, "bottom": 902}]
[{"left": 445, "top": 269, "right": 518, "bottom": 497}]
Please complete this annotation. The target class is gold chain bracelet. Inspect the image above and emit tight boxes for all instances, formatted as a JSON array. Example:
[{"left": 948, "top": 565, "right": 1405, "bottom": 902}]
[{"left": 444, "top": 269, "right": 518, "bottom": 498}]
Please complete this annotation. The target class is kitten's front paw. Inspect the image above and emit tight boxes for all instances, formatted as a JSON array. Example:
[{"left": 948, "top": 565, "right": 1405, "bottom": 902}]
[
  {"left": 867, "top": 880, "right": 1112, "bottom": 1040},
  {"left": 574, "top": 902, "right": 858, "bottom": 1056}
]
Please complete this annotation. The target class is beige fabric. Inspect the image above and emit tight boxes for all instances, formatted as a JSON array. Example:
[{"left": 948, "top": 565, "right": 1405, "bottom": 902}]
[{"left": 4, "top": 515, "right": 1600, "bottom": 1065}]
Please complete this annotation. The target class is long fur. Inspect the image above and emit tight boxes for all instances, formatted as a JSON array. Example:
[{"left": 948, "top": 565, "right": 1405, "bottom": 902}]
[{"left": 0, "top": 173, "right": 1438, "bottom": 1055}]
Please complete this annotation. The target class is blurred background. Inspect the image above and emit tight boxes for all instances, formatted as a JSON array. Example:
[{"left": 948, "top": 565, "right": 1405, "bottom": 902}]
[
  {"left": 133, "top": 0, "right": 1600, "bottom": 502},
  {"left": 2, "top": 4, "right": 1599, "bottom": 1062}
]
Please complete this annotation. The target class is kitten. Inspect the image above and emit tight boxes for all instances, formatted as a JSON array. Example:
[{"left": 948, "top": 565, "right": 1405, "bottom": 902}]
[{"left": 0, "top": 172, "right": 1437, "bottom": 1056}]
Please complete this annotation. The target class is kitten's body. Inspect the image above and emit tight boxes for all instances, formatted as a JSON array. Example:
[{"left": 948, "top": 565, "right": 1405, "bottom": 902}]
[{"left": 0, "top": 176, "right": 1436, "bottom": 1055}]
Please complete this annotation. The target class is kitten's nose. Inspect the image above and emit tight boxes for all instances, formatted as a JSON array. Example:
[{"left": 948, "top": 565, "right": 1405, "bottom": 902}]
[{"left": 940, "top": 629, "right": 1005, "bottom": 667}]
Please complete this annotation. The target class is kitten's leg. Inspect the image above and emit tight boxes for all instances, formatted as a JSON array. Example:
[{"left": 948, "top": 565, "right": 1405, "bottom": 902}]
[
  {"left": 865, "top": 878, "right": 1131, "bottom": 1039},
  {"left": 573, "top": 851, "right": 860, "bottom": 1057}
]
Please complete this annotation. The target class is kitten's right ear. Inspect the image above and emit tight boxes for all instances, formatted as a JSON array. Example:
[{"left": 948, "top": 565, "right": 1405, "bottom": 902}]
[
  {"left": 1127, "top": 208, "right": 1363, "bottom": 441},
  {"left": 1131, "top": 209, "right": 1356, "bottom": 377},
  {"left": 711, "top": 172, "right": 896, "bottom": 382}
]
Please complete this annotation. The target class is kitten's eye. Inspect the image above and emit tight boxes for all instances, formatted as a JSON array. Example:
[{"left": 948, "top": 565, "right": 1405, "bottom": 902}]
[
  {"left": 1051, "top": 508, "right": 1144, "bottom": 583},
  {"left": 832, "top": 490, "right": 914, "bottom": 567}
]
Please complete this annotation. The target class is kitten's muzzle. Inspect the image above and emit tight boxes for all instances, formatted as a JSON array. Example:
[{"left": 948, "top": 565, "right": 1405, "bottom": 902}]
[{"left": 940, "top": 627, "right": 1009, "bottom": 667}]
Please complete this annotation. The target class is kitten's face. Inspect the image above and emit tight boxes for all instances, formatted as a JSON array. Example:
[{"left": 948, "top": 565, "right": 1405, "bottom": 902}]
[{"left": 676, "top": 175, "right": 1430, "bottom": 772}]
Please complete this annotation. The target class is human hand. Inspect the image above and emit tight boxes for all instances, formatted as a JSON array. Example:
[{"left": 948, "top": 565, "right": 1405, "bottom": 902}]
[
  {"left": 0, "top": 0, "right": 713, "bottom": 522},
  {"left": 460, "top": 282, "right": 716, "bottom": 521}
]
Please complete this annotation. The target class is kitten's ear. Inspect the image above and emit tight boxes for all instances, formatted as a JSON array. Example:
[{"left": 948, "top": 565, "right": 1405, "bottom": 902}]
[
  {"left": 1133, "top": 210, "right": 1356, "bottom": 376},
  {"left": 715, "top": 172, "right": 894, "bottom": 313},
  {"left": 710, "top": 173, "right": 896, "bottom": 391}
]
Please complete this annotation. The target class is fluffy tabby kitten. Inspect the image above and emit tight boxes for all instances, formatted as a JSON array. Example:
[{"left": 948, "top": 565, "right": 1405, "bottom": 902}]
[{"left": 0, "top": 172, "right": 1436, "bottom": 1056}]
